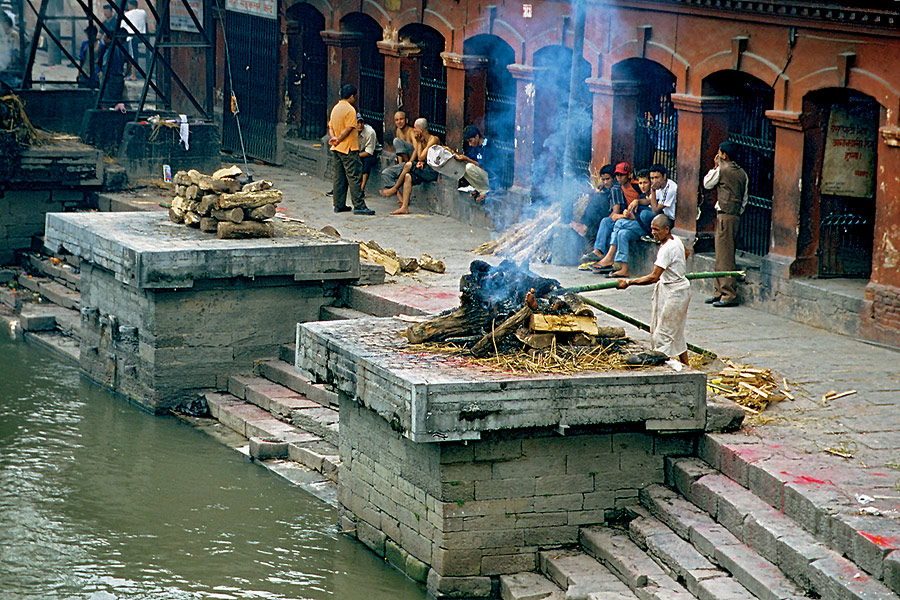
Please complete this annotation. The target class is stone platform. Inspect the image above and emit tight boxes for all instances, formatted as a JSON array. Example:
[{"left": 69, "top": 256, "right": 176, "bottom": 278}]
[
  {"left": 44, "top": 211, "right": 359, "bottom": 412},
  {"left": 296, "top": 317, "right": 709, "bottom": 598}
]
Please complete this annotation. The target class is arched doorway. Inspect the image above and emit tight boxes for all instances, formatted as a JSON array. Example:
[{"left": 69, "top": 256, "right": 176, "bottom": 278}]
[
  {"left": 341, "top": 13, "right": 384, "bottom": 141},
  {"left": 400, "top": 24, "right": 447, "bottom": 137},
  {"left": 703, "top": 72, "right": 775, "bottom": 256},
  {"left": 611, "top": 58, "right": 677, "bottom": 178},
  {"left": 532, "top": 45, "right": 592, "bottom": 184},
  {"left": 802, "top": 89, "right": 880, "bottom": 278},
  {"left": 285, "top": 3, "right": 326, "bottom": 140},
  {"left": 463, "top": 34, "right": 516, "bottom": 188}
]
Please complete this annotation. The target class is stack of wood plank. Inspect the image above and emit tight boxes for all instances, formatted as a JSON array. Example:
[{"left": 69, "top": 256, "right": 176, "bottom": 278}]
[
  {"left": 168, "top": 166, "right": 282, "bottom": 239},
  {"left": 706, "top": 359, "right": 793, "bottom": 413},
  {"left": 359, "top": 240, "right": 445, "bottom": 276},
  {"left": 474, "top": 205, "right": 558, "bottom": 264}
]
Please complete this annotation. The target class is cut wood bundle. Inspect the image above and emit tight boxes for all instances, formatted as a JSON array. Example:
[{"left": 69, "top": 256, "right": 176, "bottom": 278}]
[
  {"left": 707, "top": 359, "right": 793, "bottom": 413},
  {"left": 167, "top": 169, "right": 282, "bottom": 238},
  {"left": 530, "top": 313, "right": 599, "bottom": 336},
  {"left": 360, "top": 242, "right": 400, "bottom": 275},
  {"left": 474, "top": 206, "right": 559, "bottom": 264}
]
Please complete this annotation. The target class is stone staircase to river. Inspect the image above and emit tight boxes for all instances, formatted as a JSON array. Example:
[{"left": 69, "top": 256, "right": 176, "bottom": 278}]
[{"left": 7, "top": 248, "right": 898, "bottom": 600}]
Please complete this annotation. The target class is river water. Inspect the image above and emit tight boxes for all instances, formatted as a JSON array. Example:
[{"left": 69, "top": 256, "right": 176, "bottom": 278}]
[{"left": 0, "top": 335, "right": 427, "bottom": 600}]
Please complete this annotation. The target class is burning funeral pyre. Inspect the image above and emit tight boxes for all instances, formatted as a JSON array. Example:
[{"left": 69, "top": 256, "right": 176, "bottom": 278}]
[{"left": 404, "top": 260, "right": 636, "bottom": 370}]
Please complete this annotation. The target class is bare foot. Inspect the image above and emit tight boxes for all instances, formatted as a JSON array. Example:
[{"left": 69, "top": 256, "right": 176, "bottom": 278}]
[
  {"left": 379, "top": 189, "right": 394, "bottom": 197},
  {"left": 390, "top": 207, "right": 409, "bottom": 215},
  {"left": 610, "top": 269, "right": 629, "bottom": 277},
  {"left": 474, "top": 193, "right": 486, "bottom": 202},
  {"left": 597, "top": 259, "right": 613, "bottom": 267},
  {"left": 397, "top": 199, "right": 403, "bottom": 206}
]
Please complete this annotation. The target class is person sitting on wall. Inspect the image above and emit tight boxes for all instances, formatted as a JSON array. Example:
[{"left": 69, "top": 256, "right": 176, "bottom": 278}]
[
  {"left": 381, "top": 111, "right": 417, "bottom": 189},
  {"left": 380, "top": 117, "right": 440, "bottom": 215},
  {"left": 575, "top": 164, "right": 623, "bottom": 268},
  {"left": 636, "top": 163, "right": 677, "bottom": 235},
  {"left": 356, "top": 113, "right": 381, "bottom": 195},
  {"left": 453, "top": 125, "right": 499, "bottom": 202},
  {"left": 590, "top": 169, "right": 654, "bottom": 278}
]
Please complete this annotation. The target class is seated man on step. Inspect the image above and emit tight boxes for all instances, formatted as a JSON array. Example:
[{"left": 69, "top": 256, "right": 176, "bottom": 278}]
[{"left": 380, "top": 118, "right": 440, "bottom": 215}]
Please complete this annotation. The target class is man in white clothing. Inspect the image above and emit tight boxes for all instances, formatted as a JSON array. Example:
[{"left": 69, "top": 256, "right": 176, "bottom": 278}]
[
  {"left": 123, "top": 0, "right": 147, "bottom": 79},
  {"left": 617, "top": 214, "right": 691, "bottom": 366},
  {"left": 356, "top": 114, "right": 380, "bottom": 194}
]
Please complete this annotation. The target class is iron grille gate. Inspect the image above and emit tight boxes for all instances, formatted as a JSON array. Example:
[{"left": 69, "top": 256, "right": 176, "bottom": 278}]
[
  {"left": 634, "top": 82, "right": 677, "bottom": 178},
  {"left": 727, "top": 93, "right": 775, "bottom": 256},
  {"left": 297, "top": 19, "right": 326, "bottom": 140},
  {"left": 414, "top": 30, "right": 446, "bottom": 137},
  {"left": 223, "top": 10, "right": 279, "bottom": 162},
  {"left": 819, "top": 196, "right": 874, "bottom": 278},
  {"left": 358, "top": 36, "right": 384, "bottom": 141}
]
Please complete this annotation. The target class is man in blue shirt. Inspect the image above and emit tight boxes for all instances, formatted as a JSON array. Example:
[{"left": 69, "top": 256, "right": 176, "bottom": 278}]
[{"left": 457, "top": 125, "right": 498, "bottom": 201}]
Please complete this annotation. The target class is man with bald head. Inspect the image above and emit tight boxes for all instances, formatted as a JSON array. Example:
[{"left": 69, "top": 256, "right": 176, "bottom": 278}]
[
  {"left": 617, "top": 214, "right": 691, "bottom": 366},
  {"left": 380, "top": 117, "right": 440, "bottom": 215}
]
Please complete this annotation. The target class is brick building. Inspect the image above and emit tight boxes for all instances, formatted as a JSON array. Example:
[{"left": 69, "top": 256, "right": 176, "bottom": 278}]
[{"left": 214, "top": 0, "right": 900, "bottom": 346}]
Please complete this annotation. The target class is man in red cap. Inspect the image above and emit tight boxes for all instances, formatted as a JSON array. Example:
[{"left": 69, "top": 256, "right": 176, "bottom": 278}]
[{"left": 614, "top": 162, "right": 640, "bottom": 206}]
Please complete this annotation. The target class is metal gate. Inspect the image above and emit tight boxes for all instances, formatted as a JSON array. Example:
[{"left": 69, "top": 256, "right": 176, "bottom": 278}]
[
  {"left": 727, "top": 91, "right": 775, "bottom": 256},
  {"left": 634, "top": 81, "right": 677, "bottom": 178},
  {"left": 296, "top": 15, "right": 327, "bottom": 140},
  {"left": 223, "top": 10, "right": 280, "bottom": 162},
  {"left": 819, "top": 196, "right": 874, "bottom": 278},
  {"left": 409, "top": 27, "right": 446, "bottom": 136},
  {"left": 357, "top": 28, "right": 384, "bottom": 141}
]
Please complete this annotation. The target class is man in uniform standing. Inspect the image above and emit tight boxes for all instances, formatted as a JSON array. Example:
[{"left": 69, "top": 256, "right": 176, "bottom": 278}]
[
  {"left": 328, "top": 84, "right": 374, "bottom": 215},
  {"left": 702, "top": 141, "right": 748, "bottom": 307}
]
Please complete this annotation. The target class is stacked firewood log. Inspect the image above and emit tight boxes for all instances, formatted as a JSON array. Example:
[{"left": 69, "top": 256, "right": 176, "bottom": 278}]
[{"left": 168, "top": 166, "right": 282, "bottom": 239}]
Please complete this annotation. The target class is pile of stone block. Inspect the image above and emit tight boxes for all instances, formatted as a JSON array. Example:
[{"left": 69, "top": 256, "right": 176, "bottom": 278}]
[{"left": 168, "top": 166, "right": 282, "bottom": 239}]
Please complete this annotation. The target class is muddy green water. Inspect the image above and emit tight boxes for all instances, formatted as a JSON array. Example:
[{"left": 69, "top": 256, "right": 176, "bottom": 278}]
[{"left": 0, "top": 336, "right": 427, "bottom": 600}]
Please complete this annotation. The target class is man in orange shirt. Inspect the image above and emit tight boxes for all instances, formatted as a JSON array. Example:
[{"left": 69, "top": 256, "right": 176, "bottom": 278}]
[{"left": 328, "top": 84, "right": 374, "bottom": 215}]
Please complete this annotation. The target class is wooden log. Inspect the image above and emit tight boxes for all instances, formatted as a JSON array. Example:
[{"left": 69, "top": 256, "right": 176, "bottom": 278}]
[
  {"left": 360, "top": 243, "right": 400, "bottom": 276},
  {"left": 596, "top": 326, "right": 626, "bottom": 338},
  {"left": 471, "top": 305, "right": 533, "bottom": 357},
  {"left": 174, "top": 184, "right": 186, "bottom": 197},
  {"left": 515, "top": 327, "right": 554, "bottom": 349},
  {"left": 404, "top": 306, "right": 481, "bottom": 344},
  {"left": 199, "top": 217, "right": 219, "bottom": 233},
  {"left": 168, "top": 207, "right": 184, "bottom": 224},
  {"left": 530, "top": 313, "right": 599, "bottom": 336},
  {"left": 398, "top": 256, "right": 419, "bottom": 272},
  {"left": 211, "top": 207, "right": 244, "bottom": 223},
  {"left": 188, "top": 169, "right": 242, "bottom": 193},
  {"left": 246, "top": 203, "right": 276, "bottom": 220},
  {"left": 419, "top": 254, "right": 446, "bottom": 273},
  {"left": 242, "top": 179, "right": 273, "bottom": 192},
  {"left": 171, "top": 196, "right": 187, "bottom": 212},
  {"left": 184, "top": 211, "right": 201, "bottom": 228},
  {"left": 173, "top": 171, "right": 190, "bottom": 186},
  {"left": 185, "top": 184, "right": 200, "bottom": 201},
  {"left": 212, "top": 165, "right": 242, "bottom": 179},
  {"left": 198, "top": 194, "right": 218, "bottom": 216},
  {"left": 217, "top": 221, "right": 275, "bottom": 239},
  {"left": 215, "top": 189, "right": 283, "bottom": 210}
]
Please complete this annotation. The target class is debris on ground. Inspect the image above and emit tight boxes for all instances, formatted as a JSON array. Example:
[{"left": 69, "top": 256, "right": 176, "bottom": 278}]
[
  {"left": 706, "top": 359, "right": 793, "bottom": 413},
  {"left": 168, "top": 168, "right": 281, "bottom": 239}
]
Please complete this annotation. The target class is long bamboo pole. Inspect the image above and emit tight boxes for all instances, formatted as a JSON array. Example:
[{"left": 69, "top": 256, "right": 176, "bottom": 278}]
[
  {"left": 566, "top": 271, "right": 745, "bottom": 294},
  {"left": 576, "top": 293, "right": 717, "bottom": 359}
]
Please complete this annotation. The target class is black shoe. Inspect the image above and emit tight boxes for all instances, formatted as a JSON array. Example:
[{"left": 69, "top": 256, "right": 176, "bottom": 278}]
[
  {"left": 353, "top": 207, "right": 375, "bottom": 215},
  {"left": 712, "top": 300, "right": 739, "bottom": 308},
  {"left": 625, "top": 350, "right": 668, "bottom": 366},
  {"left": 704, "top": 296, "right": 720, "bottom": 305},
  {"left": 326, "top": 190, "right": 333, "bottom": 196},
  {"left": 334, "top": 205, "right": 351, "bottom": 213}
]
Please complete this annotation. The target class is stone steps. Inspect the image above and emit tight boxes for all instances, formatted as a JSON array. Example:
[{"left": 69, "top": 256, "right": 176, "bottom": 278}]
[
  {"left": 540, "top": 547, "right": 640, "bottom": 600},
  {"left": 204, "top": 390, "right": 340, "bottom": 483},
  {"left": 227, "top": 374, "right": 340, "bottom": 446},
  {"left": 320, "top": 304, "right": 372, "bottom": 321},
  {"left": 256, "top": 359, "right": 338, "bottom": 408},
  {"left": 16, "top": 272, "right": 81, "bottom": 310},
  {"left": 23, "top": 252, "right": 80, "bottom": 290},
  {"left": 642, "top": 479, "right": 899, "bottom": 600}
]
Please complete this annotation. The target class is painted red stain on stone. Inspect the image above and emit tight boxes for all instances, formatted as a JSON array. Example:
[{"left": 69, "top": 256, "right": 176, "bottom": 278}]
[
  {"left": 859, "top": 532, "right": 898, "bottom": 548},
  {"left": 781, "top": 472, "right": 831, "bottom": 485}
]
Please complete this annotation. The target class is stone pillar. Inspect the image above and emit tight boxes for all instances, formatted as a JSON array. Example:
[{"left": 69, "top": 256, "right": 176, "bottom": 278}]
[
  {"left": 585, "top": 78, "right": 639, "bottom": 168},
  {"left": 670, "top": 94, "right": 731, "bottom": 244},
  {"left": 764, "top": 110, "right": 805, "bottom": 279},
  {"left": 378, "top": 40, "right": 422, "bottom": 148},
  {"left": 442, "top": 53, "right": 487, "bottom": 150},
  {"left": 320, "top": 31, "right": 363, "bottom": 113},
  {"left": 508, "top": 64, "right": 535, "bottom": 190}
]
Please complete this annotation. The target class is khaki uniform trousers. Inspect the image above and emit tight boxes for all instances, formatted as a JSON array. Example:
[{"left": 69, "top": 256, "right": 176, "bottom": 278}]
[{"left": 714, "top": 212, "right": 740, "bottom": 303}]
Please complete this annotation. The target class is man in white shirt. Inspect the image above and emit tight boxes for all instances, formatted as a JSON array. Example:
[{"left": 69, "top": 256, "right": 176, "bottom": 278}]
[
  {"left": 355, "top": 114, "right": 380, "bottom": 194},
  {"left": 617, "top": 214, "right": 691, "bottom": 366},
  {"left": 637, "top": 163, "right": 677, "bottom": 233},
  {"left": 702, "top": 141, "right": 748, "bottom": 307},
  {"left": 123, "top": 0, "right": 147, "bottom": 80}
]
